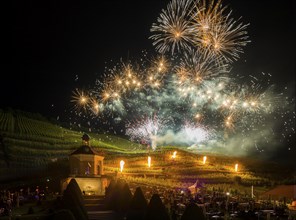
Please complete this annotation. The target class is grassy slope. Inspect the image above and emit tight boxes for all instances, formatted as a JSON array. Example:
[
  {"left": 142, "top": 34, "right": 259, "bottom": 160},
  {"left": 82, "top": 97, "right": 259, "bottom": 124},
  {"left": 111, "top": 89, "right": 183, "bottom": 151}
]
[
  {"left": 0, "top": 109, "right": 294, "bottom": 190},
  {"left": 0, "top": 109, "right": 145, "bottom": 181}
]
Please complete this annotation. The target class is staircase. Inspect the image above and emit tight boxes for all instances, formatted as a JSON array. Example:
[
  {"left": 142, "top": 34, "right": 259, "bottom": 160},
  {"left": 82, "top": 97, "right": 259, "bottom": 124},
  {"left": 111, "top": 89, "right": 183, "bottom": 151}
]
[
  {"left": 83, "top": 195, "right": 121, "bottom": 220},
  {"left": 84, "top": 195, "right": 105, "bottom": 211},
  {"left": 87, "top": 210, "right": 121, "bottom": 220}
]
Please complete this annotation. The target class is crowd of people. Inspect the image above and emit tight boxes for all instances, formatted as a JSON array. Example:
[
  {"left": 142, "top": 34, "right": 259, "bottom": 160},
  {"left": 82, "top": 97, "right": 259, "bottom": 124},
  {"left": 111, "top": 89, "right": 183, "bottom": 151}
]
[
  {"left": 1, "top": 180, "right": 294, "bottom": 219},
  {"left": 0, "top": 186, "right": 48, "bottom": 217},
  {"left": 127, "top": 181, "right": 294, "bottom": 220}
]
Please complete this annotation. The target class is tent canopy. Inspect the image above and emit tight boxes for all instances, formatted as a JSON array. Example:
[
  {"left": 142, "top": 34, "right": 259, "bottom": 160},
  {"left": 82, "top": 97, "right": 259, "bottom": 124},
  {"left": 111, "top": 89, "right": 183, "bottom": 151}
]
[{"left": 261, "top": 185, "right": 296, "bottom": 200}]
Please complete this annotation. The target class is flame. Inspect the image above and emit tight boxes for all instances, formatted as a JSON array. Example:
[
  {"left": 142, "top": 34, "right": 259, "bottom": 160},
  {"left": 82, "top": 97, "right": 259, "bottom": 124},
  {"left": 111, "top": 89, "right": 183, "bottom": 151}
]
[
  {"left": 172, "top": 151, "right": 177, "bottom": 159},
  {"left": 120, "top": 160, "right": 125, "bottom": 172},
  {"left": 235, "top": 163, "right": 238, "bottom": 172},
  {"left": 148, "top": 156, "right": 151, "bottom": 168},
  {"left": 203, "top": 156, "right": 207, "bottom": 164}
]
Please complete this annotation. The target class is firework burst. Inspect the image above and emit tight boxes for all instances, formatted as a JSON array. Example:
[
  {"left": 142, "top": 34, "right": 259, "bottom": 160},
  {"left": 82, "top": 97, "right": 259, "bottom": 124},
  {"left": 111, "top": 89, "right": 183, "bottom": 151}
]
[
  {"left": 150, "top": 0, "right": 195, "bottom": 54},
  {"left": 125, "top": 114, "right": 168, "bottom": 150},
  {"left": 191, "top": 0, "right": 250, "bottom": 63},
  {"left": 71, "top": 89, "right": 90, "bottom": 112},
  {"left": 150, "top": 0, "right": 250, "bottom": 63},
  {"left": 180, "top": 121, "right": 212, "bottom": 143},
  {"left": 70, "top": 0, "right": 295, "bottom": 154}
]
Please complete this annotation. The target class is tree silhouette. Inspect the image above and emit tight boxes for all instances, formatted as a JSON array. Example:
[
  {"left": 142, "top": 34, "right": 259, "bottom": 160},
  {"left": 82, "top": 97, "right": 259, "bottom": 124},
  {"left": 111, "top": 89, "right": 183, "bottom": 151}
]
[
  {"left": 126, "top": 187, "right": 148, "bottom": 220},
  {"left": 113, "top": 179, "right": 127, "bottom": 211},
  {"left": 62, "top": 178, "right": 89, "bottom": 220},
  {"left": 104, "top": 178, "right": 125, "bottom": 210},
  {"left": 144, "top": 194, "right": 170, "bottom": 220},
  {"left": 181, "top": 203, "right": 205, "bottom": 220},
  {"left": 104, "top": 179, "right": 116, "bottom": 210},
  {"left": 118, "top": 182, "right": 133, "bottom": 213}
]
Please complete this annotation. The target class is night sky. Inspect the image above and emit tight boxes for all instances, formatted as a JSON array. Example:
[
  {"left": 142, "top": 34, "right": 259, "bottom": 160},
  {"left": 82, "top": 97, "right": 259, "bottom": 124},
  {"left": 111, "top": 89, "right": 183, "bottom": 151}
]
[
  {"left": 7, "top": 0, "right": 296, "bottom": 162},
  {"left": 8, "top": 0, "right": 295, "bottom": 116}
]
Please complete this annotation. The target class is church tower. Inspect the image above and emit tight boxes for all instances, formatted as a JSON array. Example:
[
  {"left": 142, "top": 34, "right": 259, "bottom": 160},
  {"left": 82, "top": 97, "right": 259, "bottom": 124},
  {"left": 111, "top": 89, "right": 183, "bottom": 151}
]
[{"left": 69, "top": 133, "right": 104, "bottom": 176}]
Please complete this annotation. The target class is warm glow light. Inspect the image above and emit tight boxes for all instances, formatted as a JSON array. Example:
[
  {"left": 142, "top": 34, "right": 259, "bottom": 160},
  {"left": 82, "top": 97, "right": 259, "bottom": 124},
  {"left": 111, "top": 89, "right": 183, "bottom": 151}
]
[
  {"left": 148, "top": 156, "right": 151, "bottom": 168},
  {"left": 235, "top": 163, "right": 238, "bottom": 172},
  {"left": 195, "top": 113, "right": 201, "bottom": 119},
  {"left": 203, "top": 156, "right": 207, "bottom": 164},
  {"left": 120, "top": 160, "right": 125, "bottom": 172},
  {"left": 196, "top": 76, "right": 201, "bottom": 82},
  {"left": 214, "top": 42, "right": 221, "bottom": 50},
  {"left": 80, "top": 96, "right": 87, "bottom": 104},
  {"left": 172, "top": 151, "right": 177, "bottom": 159}
]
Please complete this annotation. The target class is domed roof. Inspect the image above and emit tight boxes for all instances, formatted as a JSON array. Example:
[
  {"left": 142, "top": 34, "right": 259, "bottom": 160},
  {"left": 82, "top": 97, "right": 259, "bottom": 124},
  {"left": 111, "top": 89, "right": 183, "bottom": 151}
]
[{"left": 70, "top": 145, "right": 103, "bottom": 156}]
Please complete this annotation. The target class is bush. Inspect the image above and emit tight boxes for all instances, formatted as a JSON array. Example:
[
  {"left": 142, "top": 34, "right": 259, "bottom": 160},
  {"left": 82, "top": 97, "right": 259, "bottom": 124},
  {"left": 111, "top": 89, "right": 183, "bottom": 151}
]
[
  {"left": 105, "top": 178, "right": 126, "bottom": 211},
  {"left": 126, "top": 187, "right": 147, "bottom": 220},
  {"left": 118, "top": 182, "right": 133, "bottom": 213},
  {"left": 62, "top": 178, "right": 88, "bottom": 220},
  {"left": 144, "top": 194, "right": 170, "bottom": 220},
  {"left": 181, "top": 203, "right": 205, "bottom": 220}
]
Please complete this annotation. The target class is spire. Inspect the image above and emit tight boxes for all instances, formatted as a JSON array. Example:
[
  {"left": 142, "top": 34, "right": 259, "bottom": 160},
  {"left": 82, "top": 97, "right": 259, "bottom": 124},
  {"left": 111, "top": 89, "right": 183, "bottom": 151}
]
[{"left": 82, "top": 133, "right": 90, "bottom": 146}]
